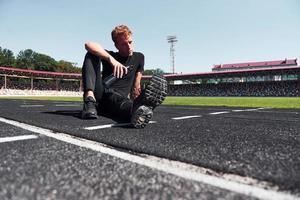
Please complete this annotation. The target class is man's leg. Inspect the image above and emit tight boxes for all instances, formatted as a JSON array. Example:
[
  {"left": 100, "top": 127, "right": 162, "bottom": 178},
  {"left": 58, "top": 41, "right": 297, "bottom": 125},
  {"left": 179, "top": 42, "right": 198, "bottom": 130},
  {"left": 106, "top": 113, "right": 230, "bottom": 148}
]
[
  {"left": 81, "top": 52, "right": 104, "bottom": 119},
  {"left": 98, "top": 75, "right": 167, "bottom": 128},
  {"left": 131, "top": 74, "right": 168, "bottom": 128},
  {"left": 99, "top": 90, "right": 133, "bottom": 122}
]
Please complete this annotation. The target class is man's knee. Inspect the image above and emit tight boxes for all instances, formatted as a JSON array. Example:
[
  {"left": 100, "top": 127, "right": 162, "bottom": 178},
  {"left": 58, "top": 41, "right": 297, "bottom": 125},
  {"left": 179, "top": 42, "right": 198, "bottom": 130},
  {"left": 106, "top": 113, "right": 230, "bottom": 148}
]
[{"left": 83, "top": 52, "right": 100, "bottom": 67}]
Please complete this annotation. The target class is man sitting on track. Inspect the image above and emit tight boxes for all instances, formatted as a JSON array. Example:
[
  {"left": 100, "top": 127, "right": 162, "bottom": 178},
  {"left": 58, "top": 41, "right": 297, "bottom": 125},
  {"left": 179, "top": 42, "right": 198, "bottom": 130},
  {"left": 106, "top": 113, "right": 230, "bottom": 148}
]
[{"left": 81, "top": 25, "right": 167, "bottom": 128}]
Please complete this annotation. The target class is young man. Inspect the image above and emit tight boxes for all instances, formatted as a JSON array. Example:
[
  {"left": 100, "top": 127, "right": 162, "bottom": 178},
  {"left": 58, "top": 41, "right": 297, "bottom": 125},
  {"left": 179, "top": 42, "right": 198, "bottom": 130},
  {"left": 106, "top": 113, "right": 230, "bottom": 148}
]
[{"left": 81, "top": 25, "right": 167, "bottom": 128}]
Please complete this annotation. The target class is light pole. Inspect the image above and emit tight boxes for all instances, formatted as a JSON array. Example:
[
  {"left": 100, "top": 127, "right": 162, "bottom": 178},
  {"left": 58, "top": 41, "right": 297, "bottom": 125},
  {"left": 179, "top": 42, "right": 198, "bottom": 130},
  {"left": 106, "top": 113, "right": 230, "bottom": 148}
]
[{"left": 167, "top": 35, "right": 178, "bottom": 74}]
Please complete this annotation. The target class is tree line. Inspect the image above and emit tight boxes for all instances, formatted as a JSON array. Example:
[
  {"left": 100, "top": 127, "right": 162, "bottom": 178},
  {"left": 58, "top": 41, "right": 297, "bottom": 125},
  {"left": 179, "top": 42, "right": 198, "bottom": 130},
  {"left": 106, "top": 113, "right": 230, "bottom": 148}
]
[{"left": 0, "top": 46, "right": 81, "bottom": 73}]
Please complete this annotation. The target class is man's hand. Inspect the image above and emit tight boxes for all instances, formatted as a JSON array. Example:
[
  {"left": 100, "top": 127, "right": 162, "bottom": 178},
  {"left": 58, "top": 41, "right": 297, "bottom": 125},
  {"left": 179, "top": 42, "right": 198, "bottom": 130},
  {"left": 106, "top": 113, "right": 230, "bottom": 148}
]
[
  {"left": 108, "top": 56, "right": 128, "bottom": 78},
  {"left": 131, "top": 71, "right": 143, "bottom": 99},
  {"left": 131, "top": 86, "right": 141, "bottom": 100}
]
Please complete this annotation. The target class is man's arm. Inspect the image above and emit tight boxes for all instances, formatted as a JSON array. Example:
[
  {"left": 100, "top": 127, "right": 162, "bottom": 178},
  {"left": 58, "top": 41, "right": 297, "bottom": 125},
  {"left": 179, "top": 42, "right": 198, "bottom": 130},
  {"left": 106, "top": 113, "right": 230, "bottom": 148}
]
[
  {"left": 85, "top": 42, "right": 127, "bottom": 78},
  {"left": 131, "top": 71, "right": 143, "bottom": 100}
]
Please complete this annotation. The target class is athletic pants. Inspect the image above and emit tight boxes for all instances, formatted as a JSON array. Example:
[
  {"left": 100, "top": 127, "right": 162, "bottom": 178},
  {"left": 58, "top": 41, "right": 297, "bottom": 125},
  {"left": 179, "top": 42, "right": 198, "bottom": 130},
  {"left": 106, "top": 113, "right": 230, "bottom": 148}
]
[{"left": 82, "top": 52, "right": 133, "bottom": 122}]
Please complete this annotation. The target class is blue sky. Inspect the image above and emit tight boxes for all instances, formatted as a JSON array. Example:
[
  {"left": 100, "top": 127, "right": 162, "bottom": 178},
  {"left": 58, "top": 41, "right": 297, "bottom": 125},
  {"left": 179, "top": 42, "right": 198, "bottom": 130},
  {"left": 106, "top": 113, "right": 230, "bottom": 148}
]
[{"left": 1, "top": 0, "right": 299, "bottom": 73}]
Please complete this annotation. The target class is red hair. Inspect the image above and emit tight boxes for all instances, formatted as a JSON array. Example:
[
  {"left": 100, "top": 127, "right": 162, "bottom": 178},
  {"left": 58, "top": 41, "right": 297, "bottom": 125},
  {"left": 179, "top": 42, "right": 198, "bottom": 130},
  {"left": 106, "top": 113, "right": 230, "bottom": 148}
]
[{"left": 111, "top": 25, "right": 132, "bottom": 43}]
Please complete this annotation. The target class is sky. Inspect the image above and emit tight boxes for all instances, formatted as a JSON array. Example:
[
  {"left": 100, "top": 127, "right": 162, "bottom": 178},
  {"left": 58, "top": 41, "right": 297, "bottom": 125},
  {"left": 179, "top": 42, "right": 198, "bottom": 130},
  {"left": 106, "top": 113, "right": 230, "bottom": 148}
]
[{"left": 0, "top": 0, "right": 300, "bottom": 73}]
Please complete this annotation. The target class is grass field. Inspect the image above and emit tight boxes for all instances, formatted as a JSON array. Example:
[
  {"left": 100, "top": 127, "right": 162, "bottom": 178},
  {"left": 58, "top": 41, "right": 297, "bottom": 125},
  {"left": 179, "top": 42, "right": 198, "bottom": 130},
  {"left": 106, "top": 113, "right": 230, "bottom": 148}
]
[
  {"left": 164, "top": 96, "right": 300, "bottom": 109},
  {"left": 1, "top": 96, "right": 300, "bottom": 109}
]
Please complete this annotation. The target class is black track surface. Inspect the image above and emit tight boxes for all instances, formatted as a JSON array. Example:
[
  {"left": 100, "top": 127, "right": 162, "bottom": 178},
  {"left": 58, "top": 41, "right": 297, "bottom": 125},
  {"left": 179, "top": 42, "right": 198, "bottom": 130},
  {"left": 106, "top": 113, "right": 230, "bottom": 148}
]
[{"left": 0, "top": 99, "right": 299, "bottom": 194}]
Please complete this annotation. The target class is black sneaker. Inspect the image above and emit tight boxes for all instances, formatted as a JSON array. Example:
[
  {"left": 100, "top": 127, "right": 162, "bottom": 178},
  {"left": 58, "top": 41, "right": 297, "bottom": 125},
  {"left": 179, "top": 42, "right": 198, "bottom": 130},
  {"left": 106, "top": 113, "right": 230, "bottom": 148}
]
[
  {"left": 131, "top": 105, "right": 153, "bottom": 129},
  {"left": 82, "top": 96, "right": 98, "bottom": 119},
  {"left": 131, "top": 74, "right": 167, "bottom": 128},
  {"left": 133, "top": 74, "right": 167, "bottom": 109}
]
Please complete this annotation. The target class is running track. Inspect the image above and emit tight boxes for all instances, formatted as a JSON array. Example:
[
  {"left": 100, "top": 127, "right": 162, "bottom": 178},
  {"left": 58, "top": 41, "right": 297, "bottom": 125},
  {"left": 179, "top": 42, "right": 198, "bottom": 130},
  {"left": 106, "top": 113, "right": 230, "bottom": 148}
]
[{"left": 0, "top": 99, "right": 299, "bottom": 200}]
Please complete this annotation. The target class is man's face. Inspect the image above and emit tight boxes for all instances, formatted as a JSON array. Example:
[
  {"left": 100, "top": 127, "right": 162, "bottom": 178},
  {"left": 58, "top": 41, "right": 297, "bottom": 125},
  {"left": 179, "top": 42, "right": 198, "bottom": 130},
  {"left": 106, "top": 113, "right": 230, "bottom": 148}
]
[{"left": 115, "top": 35, "right": 133, "bottom": 57}]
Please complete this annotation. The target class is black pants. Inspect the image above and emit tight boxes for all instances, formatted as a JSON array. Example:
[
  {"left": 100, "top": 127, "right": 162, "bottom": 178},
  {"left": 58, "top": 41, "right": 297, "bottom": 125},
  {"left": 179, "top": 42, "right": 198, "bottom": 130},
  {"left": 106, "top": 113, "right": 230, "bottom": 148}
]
[{"left": 82, "top": 52, "right": 133, "bottom": 122}]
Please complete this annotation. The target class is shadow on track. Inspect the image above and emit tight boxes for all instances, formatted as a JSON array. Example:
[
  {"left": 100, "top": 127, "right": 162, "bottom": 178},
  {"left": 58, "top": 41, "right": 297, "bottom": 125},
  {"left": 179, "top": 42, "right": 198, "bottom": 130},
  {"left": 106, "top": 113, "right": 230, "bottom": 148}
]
[
  {"left": 43, "top": 110, "right": 133, "bottom": 128},
  {"left": 43, "top": 110, "right": 82, "bottom": 119}
]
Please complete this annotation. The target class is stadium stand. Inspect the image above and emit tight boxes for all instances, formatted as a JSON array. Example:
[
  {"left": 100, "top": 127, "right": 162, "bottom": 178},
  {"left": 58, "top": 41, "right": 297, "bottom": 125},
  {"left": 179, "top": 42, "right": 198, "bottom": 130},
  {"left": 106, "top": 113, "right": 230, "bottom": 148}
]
[
  {"left": 168, "top": 80, "right": 300, "bottom": 97},
  {"left": 168, "top": 59, "right": 300, "bottom": 97},
  {"left": 166, "top": 58, "right": 300, "bottom": 97},
  {"left": 0, "top": 58, "right": 299, "bottom": 96},
  {"left": 0, "top": 66, "right": 82, "bottom": 96}
]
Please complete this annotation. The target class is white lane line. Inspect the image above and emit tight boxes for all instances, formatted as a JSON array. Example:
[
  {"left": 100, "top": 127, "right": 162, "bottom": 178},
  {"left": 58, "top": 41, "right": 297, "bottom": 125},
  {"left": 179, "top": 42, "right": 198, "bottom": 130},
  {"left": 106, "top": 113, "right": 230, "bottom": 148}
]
[
  {"left": 172, "top": 115, "right": 202, "bottom": 120},
  {"left": 211, "top": 108, "right": 268, "bottom": 114},
  {"left": 84, "top": 121, "right": 157, "bottom": 130},
  {"left": 85, "top": 123, "right": 131, "bottom": 130},
  {"left": 232, "top": 110, "right": 245, "bottom": 112},
  {"left": 0, "top": 117, "right": 297, "bottom": 200},
  {"left": 20, "top": 105, "right": 44, "bottom": 108},
  {"left": 209, "top": 111, "right": 230, "bottom": 115},
  {"left": 244, "top": 108, "right": 266, "bottom": 112},
  {"left": 55, "top": 104, "right": 81, "bottom": 107},
  {"left": 0, "top": 135, "right": 38, "bottom": 143}
]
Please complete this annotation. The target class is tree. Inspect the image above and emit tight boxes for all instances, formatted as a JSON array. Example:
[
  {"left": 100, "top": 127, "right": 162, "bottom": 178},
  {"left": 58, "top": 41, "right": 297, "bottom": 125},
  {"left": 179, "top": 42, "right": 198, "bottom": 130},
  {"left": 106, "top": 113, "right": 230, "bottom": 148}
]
[
  {"left": 16, "top": 49, "right": 35, "bottom": 69},
  {"left": 4, "top": 47, "right": 80, "bottom": 73},
  {"left": 0, "top": 47, "right": 16, "bottom": 66},
  {"left": 57, "top": 60, "right": 81, "bottom": 73},
  {"left": 143, "top": 68, "right": 165, "bottom": 75},
  {"left": 32, "top": 53, "right": 57, "bottom": 71},
  {"left": 16, "top": 50, "right": 58, "bottom": 71}
]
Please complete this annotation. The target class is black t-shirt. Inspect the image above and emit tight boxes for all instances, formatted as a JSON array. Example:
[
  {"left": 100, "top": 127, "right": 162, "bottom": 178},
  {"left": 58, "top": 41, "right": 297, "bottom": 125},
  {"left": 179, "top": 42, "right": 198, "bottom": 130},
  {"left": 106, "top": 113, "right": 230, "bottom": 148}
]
[{"left": 101, "top": 51, "right": 144, "bottom": 97}]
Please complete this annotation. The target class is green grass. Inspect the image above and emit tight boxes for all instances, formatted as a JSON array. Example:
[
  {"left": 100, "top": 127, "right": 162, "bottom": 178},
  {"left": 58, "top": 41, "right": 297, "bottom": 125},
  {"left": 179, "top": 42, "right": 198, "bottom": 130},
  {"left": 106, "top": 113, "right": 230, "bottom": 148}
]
[
  {"left": 164, "top": 96, "right": 300, "bottom": 109},
  {"left": 0, "top": 96, "right": 300, "bottom": 109}
]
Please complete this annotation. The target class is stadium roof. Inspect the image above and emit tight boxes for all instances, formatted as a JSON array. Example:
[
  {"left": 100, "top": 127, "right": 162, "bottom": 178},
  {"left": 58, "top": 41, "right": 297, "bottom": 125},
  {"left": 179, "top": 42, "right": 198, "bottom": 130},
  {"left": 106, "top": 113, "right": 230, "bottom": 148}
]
[
  {"left": 1, "top": 63, "right": 300, "bottom": 81},
  {"left": 143, "top": 65, "right": 300, "bottom": 80},
  {"left": 212, "top": 58, "right": 297, "bottom": 71},
  {"left": 0, "top": 66, "right": 81, "bottom": 79}
]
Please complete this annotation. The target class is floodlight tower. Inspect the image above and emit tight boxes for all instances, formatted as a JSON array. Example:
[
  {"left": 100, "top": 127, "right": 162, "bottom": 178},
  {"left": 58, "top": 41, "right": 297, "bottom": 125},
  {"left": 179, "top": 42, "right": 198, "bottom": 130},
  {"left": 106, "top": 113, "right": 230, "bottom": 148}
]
[{"left": 167, "top": 35, "right": 178, "bottom": 74}]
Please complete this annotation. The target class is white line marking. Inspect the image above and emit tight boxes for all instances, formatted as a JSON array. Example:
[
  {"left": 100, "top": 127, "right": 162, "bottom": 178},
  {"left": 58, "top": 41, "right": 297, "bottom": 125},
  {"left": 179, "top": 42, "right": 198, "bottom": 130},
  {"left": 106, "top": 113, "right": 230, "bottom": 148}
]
[
  {"left": 0, "top": 135, "right": 38, "bottom": 143},
  {"left": 211, "top": 108, "right": 268, "bottom": 114},
  {"left": 85, "top": 123, "right": 131, "bottom": 130},
  {"left": 232, "top": 110, "right": 245, "bottom": 112},
  {"left": 0, "top": 117, "right": 298, "bottom": 200},
  {"left": 172, "top": 115, "right": 202, "bottom": 120},
  {"left": 55, "top": 104, "right": 81, "bottom": 107},
  {"left": 242, "top": 108, "right": 267, "bottom": 112},
  {"left": 257, "top": 110, "right": 299, "bottom": 115},
  {"left": 20, "top": 105, "right": 44, "bottom": 108},
  {"left": 258, "top": 107, "right": 267, "bottom": 110},
  {"left": 209, "top": 111, "right": 230, "bottom": 115},
  {"left": 84, "top": 121, "right": 157, "bottom": 130},
  {"left": 245, "top": 108, "right": 263, "bottom": 111}
]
